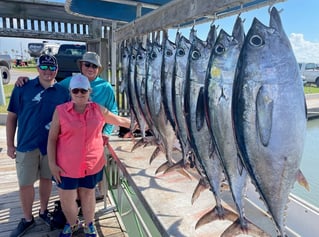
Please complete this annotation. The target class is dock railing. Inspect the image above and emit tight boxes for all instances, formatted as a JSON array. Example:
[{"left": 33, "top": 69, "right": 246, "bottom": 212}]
[{"left": 103, "top": 143, "right": 166, "bottom": 237}]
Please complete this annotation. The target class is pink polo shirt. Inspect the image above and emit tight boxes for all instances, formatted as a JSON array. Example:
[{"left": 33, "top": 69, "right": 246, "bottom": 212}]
[{"left": 56, "top": 101, "right": 106, "bottom": 178}]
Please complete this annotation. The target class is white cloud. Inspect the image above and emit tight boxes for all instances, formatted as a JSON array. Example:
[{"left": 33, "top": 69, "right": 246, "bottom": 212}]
[{"left": 289, "top": 33, "right": 319, "bottom": 64}]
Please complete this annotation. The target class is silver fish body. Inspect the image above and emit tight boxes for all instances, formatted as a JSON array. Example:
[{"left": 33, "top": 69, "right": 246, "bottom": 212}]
[
  {"left": 162, "top": 34, "right": 177, "bottom": 129},
  {"left": 120, "top": 41, "right": 130, "bottom": 95},
  {"left": 146, "top": 40, "right": 176, "bottom": 165},
  {"left": 135, "top": 43, "right": 153, "bottom": 130},
  {"left": 205, "top": 17, "right": 249, "bottom": 231},
  {"left": 172, "top": 33, "right": 193, "bottom": 163},
  {"left": 184, "top": 26, "right": 223, "bottom": 201},
  {"left": 121, "top": 43, "right": 138, "bottom": 130},
  {"left": 232, "top": 7, "right": 307, "bottom": 236},
  {"left": 128, "top": 43, "right": 147, "bottom": 136}
]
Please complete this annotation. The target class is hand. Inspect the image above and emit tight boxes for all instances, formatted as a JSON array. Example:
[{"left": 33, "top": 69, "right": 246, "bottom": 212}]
[
  {"left": 15, "top": 76, "right": 29, "bottom": 87},
  {"left": 49, "top": 163, "right": 63, "bottom": 184},
  {"left": 7, "top": 146, "right": 16, "bottom": 159}
]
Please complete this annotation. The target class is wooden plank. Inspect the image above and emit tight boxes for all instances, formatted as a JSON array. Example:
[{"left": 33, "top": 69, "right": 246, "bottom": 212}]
[{"left": 114, "top": 0, "right": 287, "bottom": 41}]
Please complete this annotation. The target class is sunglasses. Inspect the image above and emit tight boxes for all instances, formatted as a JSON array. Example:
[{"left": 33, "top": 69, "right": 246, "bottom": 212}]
[
  {"left": 39, "top": 65, "right": 57, "bottom": 71},
  {"left": 83, "top": 62, "right": 98, "bottom": 69},
  {"left": 71, "top": 88, "right": 89, "bottom": 94}
]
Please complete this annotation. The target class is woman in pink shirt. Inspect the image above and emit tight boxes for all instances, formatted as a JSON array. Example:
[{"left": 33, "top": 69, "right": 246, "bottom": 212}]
[{"left": 47, "top": 74, "right": 131, "bottom": 237}]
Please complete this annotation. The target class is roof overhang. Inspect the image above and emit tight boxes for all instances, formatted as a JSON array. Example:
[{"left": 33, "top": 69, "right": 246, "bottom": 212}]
[
  {"left": 65, "top": 0, "right": 287, "bottom": 42},
  {"left": 65, "top": 0, "right": 170, "bottom": 23}
]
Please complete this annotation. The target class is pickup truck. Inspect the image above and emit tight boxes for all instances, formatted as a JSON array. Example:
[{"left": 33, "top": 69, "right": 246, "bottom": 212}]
[
  {"left": 55, "top": 44, "right": 86, "bottom": 81},
  {"left": 0, "top": 54, "right": 12, "bottom": 84},
  {"left": 298, "top": 62, "right": 319, "bottom": 87}
]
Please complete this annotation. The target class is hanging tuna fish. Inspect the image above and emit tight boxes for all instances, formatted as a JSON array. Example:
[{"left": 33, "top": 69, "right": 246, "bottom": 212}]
[{"left": 232, "top": 7, "right": 307, "bottom": 237}]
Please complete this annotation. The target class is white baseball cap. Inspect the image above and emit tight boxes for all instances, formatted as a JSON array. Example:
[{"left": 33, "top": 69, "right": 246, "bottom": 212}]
[{"left": 69, "top": 74, "right": 91, "bottom": 90}]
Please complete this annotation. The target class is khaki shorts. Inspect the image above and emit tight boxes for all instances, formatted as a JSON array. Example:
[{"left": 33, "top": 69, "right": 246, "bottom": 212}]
[{"left": 16, "top": 149, "right": 52, "bottom": 186}]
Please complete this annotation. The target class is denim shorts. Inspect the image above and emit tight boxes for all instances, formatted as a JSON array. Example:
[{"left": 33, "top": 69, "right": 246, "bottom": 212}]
[{"left": 56, "top": 168, "right": 104, "bottom": 190}]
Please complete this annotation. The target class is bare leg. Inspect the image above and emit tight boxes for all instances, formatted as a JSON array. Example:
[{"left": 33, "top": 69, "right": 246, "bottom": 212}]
[
  {"left": 20, "top": 185, "right": 35, "bottom": 221},
  {"left": 78, "top": 187, "right": 95, "bottom": 225},
  {"left": 59, "top": 188, "right": 78, "bottom": 225},
  {"left": 39, "top": 178, "right": 52, "bottom": 213}
]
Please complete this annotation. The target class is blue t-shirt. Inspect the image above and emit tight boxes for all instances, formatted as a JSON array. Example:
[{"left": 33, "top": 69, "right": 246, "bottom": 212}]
[
  {"left": 7, "top": 77, "right": 70, "bottom": 155},
  {"left": 60, "top": 76, "right": 118, "bottom": 135}
]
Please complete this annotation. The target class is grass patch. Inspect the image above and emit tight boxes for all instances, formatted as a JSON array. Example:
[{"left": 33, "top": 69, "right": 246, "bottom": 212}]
[
  {"left": 0, "top": 84, "right": 14, "bottom": 113},
  {"left": 304, "top": 85, "right": 319, "bottom": 94},
  {"left": 12, "top": 66, "right": 37, "bottom": 73}
]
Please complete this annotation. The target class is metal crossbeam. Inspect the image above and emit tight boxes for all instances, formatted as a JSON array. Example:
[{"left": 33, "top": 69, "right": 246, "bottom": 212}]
[{"left": 114, "top": 0, "right": 286, "bottom": 41}]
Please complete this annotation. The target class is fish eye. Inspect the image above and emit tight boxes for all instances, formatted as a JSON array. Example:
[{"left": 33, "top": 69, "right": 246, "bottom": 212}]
[
  {"left": 177, "top": 48, "right": 185, "bottom": 57},
  {"left": 191, "top": 50, "right": 201, "bottom": 60},
  {"left": 150, "top": 52, "right": 157, "bottom": 59},
  {"left": 249, "top": 34, "right": 264, "bottom": 47},
  {"left": 166, "top": 49, "right": 173, "bottom": 57},
  {"left": 131, "top": 55, "right": 136, "bottom": 60},
  {"left": 215, "top": 44, "right": 225, "bottom": 55}
]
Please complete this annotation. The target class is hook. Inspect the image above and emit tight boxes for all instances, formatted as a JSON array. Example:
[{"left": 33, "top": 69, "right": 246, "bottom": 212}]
[
  {"left": 268, "top": 2, "right": 283, "bottom": 14},
  {"left": 238, "top": 3, "right": 243, "bottom": 17},
  {"left": 210, "top": 12, "right": 217, "bottom": 27},
  {"left": 191, "top": 19, "right": 196, "bottom": 30}
]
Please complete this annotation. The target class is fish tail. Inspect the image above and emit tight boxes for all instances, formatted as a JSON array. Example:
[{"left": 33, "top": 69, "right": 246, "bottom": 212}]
[{"left": 221, "top": 218, "right": 271, "bottom": 237}]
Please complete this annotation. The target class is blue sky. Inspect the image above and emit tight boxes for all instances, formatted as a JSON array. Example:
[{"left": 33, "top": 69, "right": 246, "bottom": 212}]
[{"left": 1, "top": 0, "right": 319, "bottom": 63}]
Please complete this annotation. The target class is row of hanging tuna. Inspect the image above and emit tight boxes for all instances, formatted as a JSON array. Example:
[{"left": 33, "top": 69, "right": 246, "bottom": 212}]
[{"left": 119, "top": 6, "right": 309, "bottom": 237}]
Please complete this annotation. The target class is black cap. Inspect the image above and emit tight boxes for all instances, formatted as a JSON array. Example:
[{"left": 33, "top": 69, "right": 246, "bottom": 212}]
[{"left": 37, "top": 55, "right": 58, "bottom": 66}]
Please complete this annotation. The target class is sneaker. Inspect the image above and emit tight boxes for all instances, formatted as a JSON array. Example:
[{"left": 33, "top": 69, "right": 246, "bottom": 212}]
[
  {"left": 59, "top": 222, "right": 80, "bottom": 237},
  {"left": 84, "top": 222, "right": 97, "bottom": 237},
  {"left": 10, "top": 216, "right": 35, "bottom": 237},
  {"left": 39, "top": 209, "right": 52, "bottom": 226}
]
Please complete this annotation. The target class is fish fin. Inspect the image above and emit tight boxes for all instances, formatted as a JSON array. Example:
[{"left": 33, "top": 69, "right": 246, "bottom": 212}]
[
  {"left": 131, "top": 138, "right": 145, "bottom": 151},
  {"left": 140, "top": 78, "right": 146, "bottom": 104},
  {"left": 131, "top": 135, "right": 157, "bottom": 151},
  {"left": 176, "top": 168, "right": 192, "bottom": 180},
  {"left": 191, "top": 178, "right": 209, "bottom": 204},
  {"left": 155, "top": 161, "right": 170, "bottom": 174},
  {"left": 237, "top": 154, "right": 245, "bottom": 176},
  {"left": 149, "top": 146, "right": 161, "bottom": 164},
  {"left": 163, "top": 160, "right": 192, "bottom": 181},
  {"left": 195, "top": 87, "right": 205, "bottom": 131},
  {"left": 256, "top": 87, "right": 273, "bottom": 146},
  {"left": 195, "top": 206, "right": 237, "bottom": 229},
  {"left": 296, "top": 169, "right": 310, "bottom": 191},
  {"left": 221, "top": 218, "right": 271, "bottom": 237}
]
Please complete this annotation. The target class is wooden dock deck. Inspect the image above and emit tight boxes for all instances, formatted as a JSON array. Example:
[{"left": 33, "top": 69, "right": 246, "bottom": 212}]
[{"left": 0, "top": 125, "right": 127, "bottom": 237}]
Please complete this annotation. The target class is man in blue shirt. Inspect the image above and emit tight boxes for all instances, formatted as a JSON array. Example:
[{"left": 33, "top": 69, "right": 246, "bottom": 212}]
[{"left": 7, "top": 55, "right": 70, "bottom": 237}]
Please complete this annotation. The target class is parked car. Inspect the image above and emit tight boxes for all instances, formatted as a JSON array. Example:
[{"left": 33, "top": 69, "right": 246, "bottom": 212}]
[
  {"left": 298, "top": 62, "right": 319, "bottom": 87},
  {"left": 15, "top": 59, "right": 28, "bottom": 67},
  {"left": 0, "top": 54, "right": 12, "bottom": 84},
  {"left": 55, "top": 44, "right": 86, "bottom": 81}
]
